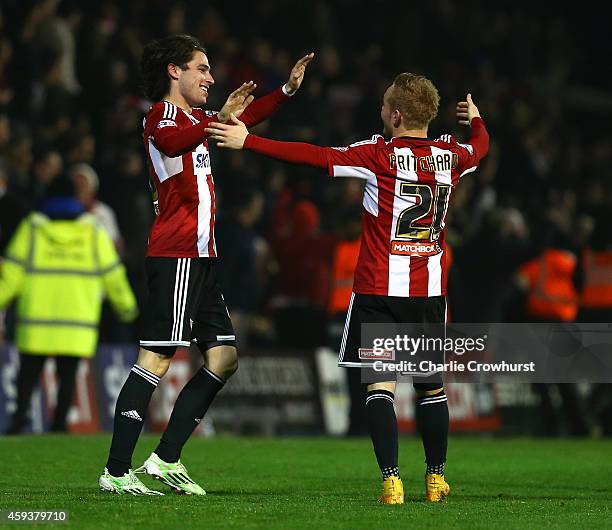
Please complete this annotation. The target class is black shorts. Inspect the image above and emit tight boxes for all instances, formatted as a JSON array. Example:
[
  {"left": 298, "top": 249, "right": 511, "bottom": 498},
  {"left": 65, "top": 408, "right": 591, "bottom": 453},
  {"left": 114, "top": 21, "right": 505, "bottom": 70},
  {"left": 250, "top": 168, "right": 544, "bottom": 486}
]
[
  {"left": 338, "top": 292, "right": 446, "bottom": 386},
  {"left": 139, "top": 257, "right": 235, "bottom": 356}
]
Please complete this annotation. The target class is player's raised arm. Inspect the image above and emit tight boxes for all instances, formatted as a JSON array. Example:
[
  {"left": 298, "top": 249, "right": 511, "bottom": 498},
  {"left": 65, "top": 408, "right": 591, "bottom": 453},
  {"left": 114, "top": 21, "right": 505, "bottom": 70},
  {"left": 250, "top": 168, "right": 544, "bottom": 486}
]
[
  {"left": 455, "top": 93, "right": 489, "bottom": 164},
  {"left": 237, "top": 53, "right": 315, "bottom": 127},
  {"left": 284, "top": 52, "right": 315, "bottom": 95}
]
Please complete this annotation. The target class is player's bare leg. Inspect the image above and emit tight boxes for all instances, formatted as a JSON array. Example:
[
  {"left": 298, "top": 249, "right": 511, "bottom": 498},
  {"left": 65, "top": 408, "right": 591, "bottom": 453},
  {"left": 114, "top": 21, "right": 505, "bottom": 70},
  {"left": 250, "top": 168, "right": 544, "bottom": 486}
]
[
  {"left": 205, "top": 344, "right": 238, "bottom": 380},
  {"left": 135, "top": 347, "right": 174, "bottom": 376},
  {"left": 366, "top": 381, "right": 404, "bottom": 505}
]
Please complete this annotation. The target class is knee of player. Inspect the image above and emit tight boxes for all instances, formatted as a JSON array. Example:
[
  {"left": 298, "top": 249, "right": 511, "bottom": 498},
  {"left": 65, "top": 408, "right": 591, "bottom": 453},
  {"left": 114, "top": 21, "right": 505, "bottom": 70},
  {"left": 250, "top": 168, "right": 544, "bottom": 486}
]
[
  {"left": 137, "top": 347, "right": 173, "bottom": 378},
  {"left": 222, "top": 353, "right": 238, "bottom": 378},
  {"left": 205, "top": 345, "right": 238, "bottom": 379}
]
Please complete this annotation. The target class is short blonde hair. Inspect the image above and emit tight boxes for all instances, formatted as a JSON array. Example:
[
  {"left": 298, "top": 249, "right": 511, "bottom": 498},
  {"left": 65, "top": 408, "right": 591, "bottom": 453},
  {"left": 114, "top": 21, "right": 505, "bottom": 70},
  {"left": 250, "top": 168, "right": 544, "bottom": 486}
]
[{"left": 389, "top": 73, "right": 440, "bottom": 129}]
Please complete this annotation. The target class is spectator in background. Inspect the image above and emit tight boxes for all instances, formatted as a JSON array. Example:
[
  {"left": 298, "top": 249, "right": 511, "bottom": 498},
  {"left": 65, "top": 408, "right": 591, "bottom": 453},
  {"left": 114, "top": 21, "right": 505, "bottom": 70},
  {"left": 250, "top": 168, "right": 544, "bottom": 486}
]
[
  {"left": 456, "top": 208, "right": 534, "bottom": 322},
  {"left": 271, "top": 199, "right": 336, "bottom": 346},
  {"left": 0, "top": 175, "right": 137, "bottom": 434},
  {"left": 326, "top": 205, "right": 364, "bottom": 435},
  {"left": 5, "top": 132, "right": 34, "bottom": 193},
  {"left": 0, "top": 165, "right": 29, "bottom": 255},
  {"left": 216, "top": 188, "right": 268, "bottom": 347},
  {"left": 34, "top": 0, "right": 82, "bottom": 95},
  {"left": 30, "top": 51, "right": 75, "bottom": 140},
  {"left": 103, "top": 147, "right": 152, "bottom": 272},
  {"left": 60, "top": 130, "right": 95, "bottom": 166},
  {"left": 0, "top": 113, "right": 11, "bottom": 167},
  {"left": 0, "top": 9, "right": 14, "bottom": 108},
  {"left": 70, "top": 161, "right": 131, "bottom": 344},
  {"left": 28, "top": 147, "right": 63, "bottom": 205},
  {"left": 578, "top": 209, "right": 612, "bottom": 436},
  {"left": 517, "top": 220, "right": 591, "bottom": 436},
  {"left": 70, "top": 162, "right": 123, "bottom": 252}
]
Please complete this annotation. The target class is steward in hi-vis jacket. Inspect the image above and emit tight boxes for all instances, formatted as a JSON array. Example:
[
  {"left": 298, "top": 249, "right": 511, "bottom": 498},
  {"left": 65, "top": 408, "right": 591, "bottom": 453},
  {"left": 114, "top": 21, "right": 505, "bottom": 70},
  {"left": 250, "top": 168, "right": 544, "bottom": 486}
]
[{"left": 0, "top": 176, "right": 137, "bottom": 433}]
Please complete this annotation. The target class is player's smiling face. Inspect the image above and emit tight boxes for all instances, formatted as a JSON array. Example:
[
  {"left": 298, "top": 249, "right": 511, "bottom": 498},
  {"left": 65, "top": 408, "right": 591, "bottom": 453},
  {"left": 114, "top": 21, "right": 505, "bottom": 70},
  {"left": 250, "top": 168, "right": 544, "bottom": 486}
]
[{"left": 178, "top": 51, "right": 214, "bottom": 107}]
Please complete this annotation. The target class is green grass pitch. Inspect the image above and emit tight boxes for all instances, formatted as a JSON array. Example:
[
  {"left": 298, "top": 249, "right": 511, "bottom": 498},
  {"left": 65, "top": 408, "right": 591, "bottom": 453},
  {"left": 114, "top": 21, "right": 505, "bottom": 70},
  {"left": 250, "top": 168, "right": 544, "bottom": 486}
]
[{"left": 1, "top": 435, "right": 611, "bottom": 529}]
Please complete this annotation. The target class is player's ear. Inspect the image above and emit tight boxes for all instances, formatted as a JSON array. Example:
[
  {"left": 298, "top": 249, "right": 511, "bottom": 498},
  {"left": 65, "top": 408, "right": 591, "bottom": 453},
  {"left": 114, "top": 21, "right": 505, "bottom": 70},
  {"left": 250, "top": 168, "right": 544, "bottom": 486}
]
[
  {"left": 392, "top": 109, "right": 402, "bottom": 128},
  {"left": 167, "top": 63, "right": 181, "bottom": 81}
]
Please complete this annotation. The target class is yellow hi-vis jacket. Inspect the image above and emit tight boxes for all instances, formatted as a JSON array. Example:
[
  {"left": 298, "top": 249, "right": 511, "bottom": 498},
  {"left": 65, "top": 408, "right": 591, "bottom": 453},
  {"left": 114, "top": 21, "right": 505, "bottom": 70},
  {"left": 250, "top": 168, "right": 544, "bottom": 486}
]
[{"left": 0, "top": 212, "right": 138, "bottom": 357}]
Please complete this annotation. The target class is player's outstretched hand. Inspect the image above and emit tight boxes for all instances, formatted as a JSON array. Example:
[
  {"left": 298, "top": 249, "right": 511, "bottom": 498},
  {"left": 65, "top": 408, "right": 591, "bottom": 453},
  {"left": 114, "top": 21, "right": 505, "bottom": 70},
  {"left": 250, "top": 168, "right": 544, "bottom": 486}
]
[
  {"left": 284, "top": 52, "right": 315, "bottom": 95},
  {"left": 206, "top": 114, "right": 249, "bottom": 149},
  {"left": 218, "top": 81, "right": 257, "bottom": 123},
  {"left": 456, "top": 93, "right": 481, "bottom": 126}
]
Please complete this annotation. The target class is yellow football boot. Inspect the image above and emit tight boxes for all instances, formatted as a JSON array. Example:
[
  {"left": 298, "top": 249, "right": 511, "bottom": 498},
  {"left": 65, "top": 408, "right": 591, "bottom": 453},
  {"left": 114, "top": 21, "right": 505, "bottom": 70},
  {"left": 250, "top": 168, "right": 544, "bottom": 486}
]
[
  {"left": 379, "top": 476, "right": 404, "bottom": 505},
  {"left": 425, "top": 473, "right": 450, "bottom": 502}
]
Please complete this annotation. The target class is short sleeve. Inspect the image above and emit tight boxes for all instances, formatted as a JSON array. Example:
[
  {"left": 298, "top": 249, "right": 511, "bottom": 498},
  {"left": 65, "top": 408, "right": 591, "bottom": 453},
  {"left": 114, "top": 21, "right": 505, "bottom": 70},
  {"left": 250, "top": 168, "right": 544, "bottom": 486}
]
[
  {"left": 454, "top": 141, "right": 480, "bottom": 178},
  {"left": 324, "top": 135, "right": 382, "bottom": 180},
  {"left": 146, "top": 102, "right": 179, "bottom": 146}
]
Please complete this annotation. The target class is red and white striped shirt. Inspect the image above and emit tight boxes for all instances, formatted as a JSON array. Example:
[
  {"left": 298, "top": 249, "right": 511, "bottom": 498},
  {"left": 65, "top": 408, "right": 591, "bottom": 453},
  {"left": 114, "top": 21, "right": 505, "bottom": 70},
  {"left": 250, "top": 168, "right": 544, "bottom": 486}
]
[
  {"left": 243, "top": 118, "right": 489, "bottom": 297},
  {"left": 143, "top": 87, "right": 290, "bottom": 257}
]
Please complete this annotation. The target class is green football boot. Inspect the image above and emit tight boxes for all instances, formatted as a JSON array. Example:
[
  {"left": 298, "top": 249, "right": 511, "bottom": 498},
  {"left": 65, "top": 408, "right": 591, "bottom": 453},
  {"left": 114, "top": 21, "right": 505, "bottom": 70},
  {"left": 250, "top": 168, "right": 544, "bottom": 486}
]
[
  {"left": 99, "top": 468, "right": 164, "bottom": 495},
  {"left": 134, "top": 453, "right": 206, "bottom": 495}
]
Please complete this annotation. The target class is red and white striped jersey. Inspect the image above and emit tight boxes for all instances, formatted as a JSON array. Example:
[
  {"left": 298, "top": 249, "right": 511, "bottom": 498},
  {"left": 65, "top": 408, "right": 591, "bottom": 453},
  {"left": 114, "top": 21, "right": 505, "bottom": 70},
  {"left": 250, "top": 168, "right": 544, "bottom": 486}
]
[
  {"left": 144, "top": 101, "right": 218, "bottom": 257},
  {"left": 325, "top": 124, "right": 487, "bottom": 297},
  {"left": 143, "top": 87, "right": 289, "bottom": 257},
  {"left": 244, "top": 118, "right": 489, "bottom": 297}
]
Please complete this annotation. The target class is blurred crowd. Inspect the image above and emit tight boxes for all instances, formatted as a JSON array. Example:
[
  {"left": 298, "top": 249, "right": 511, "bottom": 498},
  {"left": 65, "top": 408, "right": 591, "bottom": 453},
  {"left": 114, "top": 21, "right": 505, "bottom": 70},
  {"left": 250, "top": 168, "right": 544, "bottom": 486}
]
[{"left": 1, "top": 0, "right": 611, "bottom": 351}]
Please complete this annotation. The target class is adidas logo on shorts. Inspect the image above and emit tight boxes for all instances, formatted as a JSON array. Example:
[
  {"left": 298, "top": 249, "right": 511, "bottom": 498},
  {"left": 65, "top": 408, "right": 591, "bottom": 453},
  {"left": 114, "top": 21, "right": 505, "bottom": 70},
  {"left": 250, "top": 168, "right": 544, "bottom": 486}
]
[{"left": 121, "top": 410, "right": 143, "bottom": 422}]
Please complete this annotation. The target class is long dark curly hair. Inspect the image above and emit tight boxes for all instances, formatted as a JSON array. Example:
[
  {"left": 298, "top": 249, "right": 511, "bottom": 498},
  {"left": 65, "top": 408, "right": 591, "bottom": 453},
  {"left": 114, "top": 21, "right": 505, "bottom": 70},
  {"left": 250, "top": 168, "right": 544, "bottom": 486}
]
[{"left": 141, "top": 34, "right": 207, "bottom": 101}]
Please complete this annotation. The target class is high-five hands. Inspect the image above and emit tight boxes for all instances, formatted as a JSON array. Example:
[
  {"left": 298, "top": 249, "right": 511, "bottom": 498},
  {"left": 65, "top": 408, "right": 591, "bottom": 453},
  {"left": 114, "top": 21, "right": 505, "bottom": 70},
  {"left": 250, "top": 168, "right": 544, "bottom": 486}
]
[
  {"left": 218, "top": 81, "right": 257, "bottom": 123},
  {"left": 210, "top": 52, "right": 314, "bottom": 143},
  {"left": 284, "top": 52, "right": 315, "bottom": 95},
  {"left": 456, "top": 94, "right": 481, "bottom": 126},
  {"left": 206, "top": 114, "right": 249, "bottom": 149}
]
